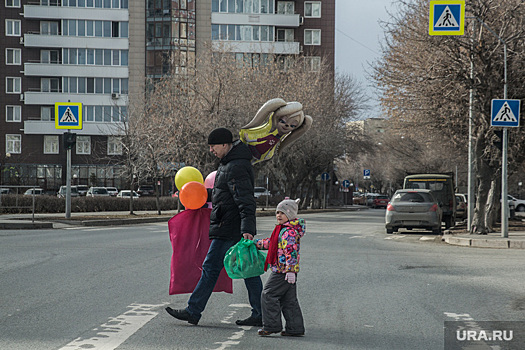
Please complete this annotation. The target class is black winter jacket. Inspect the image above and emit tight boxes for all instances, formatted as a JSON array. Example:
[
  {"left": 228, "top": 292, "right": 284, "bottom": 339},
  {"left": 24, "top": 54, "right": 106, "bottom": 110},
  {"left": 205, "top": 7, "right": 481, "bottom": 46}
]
[{"left": 209, "top": 140, "right": 256, "bottom": 241}]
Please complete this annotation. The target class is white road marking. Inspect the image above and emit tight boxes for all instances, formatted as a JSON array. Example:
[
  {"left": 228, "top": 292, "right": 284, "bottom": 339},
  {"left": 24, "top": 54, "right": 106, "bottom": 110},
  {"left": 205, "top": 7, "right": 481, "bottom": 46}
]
[
  {"left": 58, "top": 303, "right": 166, "bottom": 350},
  {"left": 420, "top": 236, "right": 436, "bottom": 241},
  {"left": 211, "top": 304, "right": 253, "bottom": 350}
]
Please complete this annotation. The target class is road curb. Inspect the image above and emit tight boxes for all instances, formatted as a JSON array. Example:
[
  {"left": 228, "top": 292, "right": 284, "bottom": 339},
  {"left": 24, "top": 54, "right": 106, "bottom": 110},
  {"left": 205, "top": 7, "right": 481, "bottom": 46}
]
[
  {"left": 443, "top": 234, "right": 525, "bottom": 249},
  {"left": 0, "top": 222, "right": 53, "bottom": 230}
]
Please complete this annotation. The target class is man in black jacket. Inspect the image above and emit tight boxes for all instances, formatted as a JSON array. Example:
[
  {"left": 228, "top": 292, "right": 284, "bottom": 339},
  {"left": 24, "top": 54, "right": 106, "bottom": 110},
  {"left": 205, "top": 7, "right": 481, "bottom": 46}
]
[{"left": 166, "top": 128, "right": 263, "bottom": 326}]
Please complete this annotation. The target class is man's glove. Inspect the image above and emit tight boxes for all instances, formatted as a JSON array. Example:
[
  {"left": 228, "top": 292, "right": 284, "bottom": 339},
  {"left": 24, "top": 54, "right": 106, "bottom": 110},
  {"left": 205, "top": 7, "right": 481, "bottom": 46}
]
[{"left": 285, "top": 272, "right": 296, "bottom": 284}]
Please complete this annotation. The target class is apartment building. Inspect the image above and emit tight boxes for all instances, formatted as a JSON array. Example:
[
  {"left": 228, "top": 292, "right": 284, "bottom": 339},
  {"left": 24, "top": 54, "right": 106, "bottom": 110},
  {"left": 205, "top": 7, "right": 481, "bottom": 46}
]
[
  {"left": 1, "top": 0, "right": 334, "bottom": 192},
  {"left": 1, "top": 0, "right": 133, "bottom": 191}
]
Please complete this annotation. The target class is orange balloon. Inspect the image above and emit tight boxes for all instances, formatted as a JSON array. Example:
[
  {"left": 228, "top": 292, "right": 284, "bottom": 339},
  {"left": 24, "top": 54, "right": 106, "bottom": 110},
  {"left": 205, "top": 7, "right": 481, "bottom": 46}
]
[{"left": 179, "top": 181, "right": 208, "bottom": 210}]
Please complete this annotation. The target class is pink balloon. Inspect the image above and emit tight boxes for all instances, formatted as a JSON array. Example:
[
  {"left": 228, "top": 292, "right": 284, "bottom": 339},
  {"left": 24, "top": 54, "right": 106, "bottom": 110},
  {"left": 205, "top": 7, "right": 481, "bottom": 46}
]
[{"left": 204, "top": 171, "right": 217, "bottom": 189}]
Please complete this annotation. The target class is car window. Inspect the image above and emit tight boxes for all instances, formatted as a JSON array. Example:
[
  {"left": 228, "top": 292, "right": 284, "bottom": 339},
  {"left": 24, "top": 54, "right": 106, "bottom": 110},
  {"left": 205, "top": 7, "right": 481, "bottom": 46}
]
[
  {"left": 393, "top": 192, "right": 432, "bottom": 203},
  {"left": 94, "top": 188, "right": 108, "bottom": 194}
]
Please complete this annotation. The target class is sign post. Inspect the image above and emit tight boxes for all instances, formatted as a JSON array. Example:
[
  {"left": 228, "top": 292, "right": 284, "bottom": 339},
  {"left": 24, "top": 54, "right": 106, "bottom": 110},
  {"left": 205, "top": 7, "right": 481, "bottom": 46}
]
[
  {"left": 321, "top": 172, "right": 330, "bottom": 209},
  {"left": 55, "top": 102, "right": 83, "bottom": 219},
  {"left": 491, "top": 99, "right": 520, "bottom": 237}
]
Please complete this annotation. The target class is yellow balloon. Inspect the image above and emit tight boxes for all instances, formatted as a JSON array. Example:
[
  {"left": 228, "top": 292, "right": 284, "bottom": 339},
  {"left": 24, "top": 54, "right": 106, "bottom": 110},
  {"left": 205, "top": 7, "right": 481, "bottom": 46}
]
[{"left": 175, "top": 166, "right": 204, "bottom": 190}]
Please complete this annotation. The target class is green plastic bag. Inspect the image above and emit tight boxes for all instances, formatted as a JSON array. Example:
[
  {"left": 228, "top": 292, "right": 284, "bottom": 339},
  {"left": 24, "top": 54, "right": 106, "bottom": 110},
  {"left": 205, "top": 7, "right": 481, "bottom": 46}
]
[{"left": 224, "top": 239, "right": 266, "bottom": 279}]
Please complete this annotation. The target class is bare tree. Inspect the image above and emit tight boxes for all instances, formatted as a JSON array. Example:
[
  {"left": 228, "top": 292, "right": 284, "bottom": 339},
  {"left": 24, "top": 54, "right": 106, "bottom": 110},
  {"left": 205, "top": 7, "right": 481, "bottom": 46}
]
[
  {"left": 372, "top": 0, "right": 525, "bottom": 233},
  {"left": 123, "top": 47, "right": 365, "bottom": 209}
]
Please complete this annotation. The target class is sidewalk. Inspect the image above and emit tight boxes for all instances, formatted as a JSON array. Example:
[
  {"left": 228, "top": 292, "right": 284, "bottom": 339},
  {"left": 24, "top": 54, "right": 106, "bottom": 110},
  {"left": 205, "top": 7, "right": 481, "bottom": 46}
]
[
  {"left": 443, "top": 231, "right": 525, "bottom": 249},
  {"left": 443, "top": 217, "right": 525, "bottom": 249},
  {"left": 0, "top": 205, "right": 365, "bottom": 230}
]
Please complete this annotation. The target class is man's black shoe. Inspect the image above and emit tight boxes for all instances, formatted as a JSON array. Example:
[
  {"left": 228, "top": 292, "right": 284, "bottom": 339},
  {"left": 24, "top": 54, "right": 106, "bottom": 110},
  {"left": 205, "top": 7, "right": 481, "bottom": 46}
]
[
  {"left": 165, "top": 307, "right": 199, "bottom": 325},
  {"left": 235, "top": 316, "right": 263, "bottom": 326}
]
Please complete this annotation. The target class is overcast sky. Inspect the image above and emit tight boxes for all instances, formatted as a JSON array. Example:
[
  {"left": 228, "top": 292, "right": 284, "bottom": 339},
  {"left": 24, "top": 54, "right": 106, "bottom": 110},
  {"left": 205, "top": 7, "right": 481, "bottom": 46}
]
[{"left": 334, "top": 0, "right": 396, "bottom": 119}]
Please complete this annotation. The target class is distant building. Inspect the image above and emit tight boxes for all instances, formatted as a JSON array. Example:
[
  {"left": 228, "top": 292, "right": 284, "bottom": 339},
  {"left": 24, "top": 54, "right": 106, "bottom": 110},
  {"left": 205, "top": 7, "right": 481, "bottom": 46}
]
[{"left": 1, "top": 0, "right": 334, "bottom": 192}]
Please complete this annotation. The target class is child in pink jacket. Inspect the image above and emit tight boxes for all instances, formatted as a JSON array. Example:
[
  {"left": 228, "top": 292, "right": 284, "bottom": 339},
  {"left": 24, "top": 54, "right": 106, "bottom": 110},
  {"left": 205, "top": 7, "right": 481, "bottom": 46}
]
[{"left": 255, "top": 198, "right": 305, "bottom": 336}]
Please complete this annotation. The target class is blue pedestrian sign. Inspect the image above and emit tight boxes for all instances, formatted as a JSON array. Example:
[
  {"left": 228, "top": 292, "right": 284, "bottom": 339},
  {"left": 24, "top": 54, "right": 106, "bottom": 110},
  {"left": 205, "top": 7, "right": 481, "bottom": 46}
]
[
  {"left": 363, "top": 169, "right": 371, "bottom": 179},
  {"left": 55, "top": 102, "right": 83, "bottom": 130},
  {"left": 491, "top": 99, "right": 520, "bottom": 127},
  {"left": 342, "top": 180, "right": 350, "bottom": 188},
  {"left": 429, "top": 0, "right": 465, "bottom": 36}
]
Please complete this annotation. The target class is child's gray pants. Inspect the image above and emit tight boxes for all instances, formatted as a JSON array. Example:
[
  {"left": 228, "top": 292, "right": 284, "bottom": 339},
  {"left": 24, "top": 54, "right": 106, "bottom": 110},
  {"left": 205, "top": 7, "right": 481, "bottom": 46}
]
[{"left": 261, "top": 271, "right": 305, "bottom": 334}]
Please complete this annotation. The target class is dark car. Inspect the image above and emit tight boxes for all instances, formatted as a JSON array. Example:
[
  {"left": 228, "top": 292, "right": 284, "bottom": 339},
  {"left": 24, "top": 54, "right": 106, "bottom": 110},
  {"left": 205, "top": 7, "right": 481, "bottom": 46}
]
[
  {"left": 372, "top": 195, "right": 389, "bottom": 209},
  {"left": 137, "top": 185, "right": 155, "bottom": 197}
]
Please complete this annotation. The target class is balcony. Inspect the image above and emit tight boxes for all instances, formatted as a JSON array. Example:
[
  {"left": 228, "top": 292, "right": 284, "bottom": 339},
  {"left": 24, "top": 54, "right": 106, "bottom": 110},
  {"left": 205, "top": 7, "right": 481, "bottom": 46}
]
[
  {"left": 24, "top": 34, "right": 128, "bottom": 50},
  {"left": 212, "top": 13, "right": 300, "bottom": 27},
  {"left": 212, "top": 40, "right": 300, "bottom": 55},
  {"left": 24, "top": 63, "right": 128, "bottom": 79},
  {"left": 23, "top": 92, "right": 128, "bottom": 106},
  {"left": 23, "top": 120, "right": 125, "bottom": 136},
  {"left": 23, "top": 5, "right": 128, "bottom": 21}
]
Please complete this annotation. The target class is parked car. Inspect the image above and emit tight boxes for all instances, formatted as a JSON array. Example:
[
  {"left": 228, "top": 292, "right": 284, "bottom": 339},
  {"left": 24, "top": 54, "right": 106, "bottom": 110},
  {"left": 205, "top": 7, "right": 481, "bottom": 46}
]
[
  {"left": 385, "top": 189, "right": 443, "bottom": 234},
  {"left": 116, "top": 190, "right": 140, "bottom": 199},
  {"left": 366, "top": 193, "right": 380, "bottom": 206},
  {"left": 455, "top": 194, "right": 467, "bottom": 220},
  {"left": 106, "top": 187, "right": 118, "bottom": 197},
  {"left": 403, "top": 173, "right": 456, "bottom": 229},
  {"left": 137, "top": 185, "right": 155, "bottom": 197},
  {"left": 23, "top": 188, "right": 45, "bottom": 196},
  {"left": 86, "top": 187, "right": 110, "bottom": 197},
  {"left": 353, "top": 192, "right": 366, "bottom": 205},
  {"left": 57, "top": 185, "right": 79, "bottom": 198},
  {"left": 254, "top": 187, "right": 271, "bottom": 198},
  {"left": 77, "top": 185, "right": 89, "bottom": 196},
  {"left": 507, "top": 195, "right": 525, "bottom": 213},
  {"left": 0, "top": 188, "right": 12, "bottom": 194},
  {"left": 372, "top": 195, "right": 389, "bottom": 209}
]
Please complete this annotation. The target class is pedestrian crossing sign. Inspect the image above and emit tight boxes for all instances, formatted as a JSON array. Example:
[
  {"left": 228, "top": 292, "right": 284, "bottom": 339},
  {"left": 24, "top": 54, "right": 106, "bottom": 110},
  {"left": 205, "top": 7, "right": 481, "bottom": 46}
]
[
  {"left": 55, "top": 102, "right": 83, "bottom": 130},
  {"left": 491, "top": 99, "right": 520, "bottom": 127},
  {"left": 429, "top": 0, "right": 465, "bottom": 36}
]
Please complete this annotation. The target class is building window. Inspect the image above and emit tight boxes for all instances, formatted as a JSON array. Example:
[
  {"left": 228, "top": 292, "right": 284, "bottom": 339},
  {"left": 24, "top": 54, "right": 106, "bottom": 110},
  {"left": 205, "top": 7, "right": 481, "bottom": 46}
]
[
  {"left": 6, "top": 0, "right": 21, "bottom": 7},
  {"left": 304, "top": 1, "right": 321, "bottom": 18},
  {"left": 276, "top": 1, "right": 294, "bottom": 14},
  {"left": 6, "top": 19, "right": 21, "bottom": 36},
  {"left": 41, "top": 107, "right": 54, "bottom": 121},
  {"left": 6, "top": 77, "right": 21, "bottom": 94},
  {"left": 305, "top": 56, "right": 321, "bottom": 72},
  {"left": 41, "top": 50, "right": 59, "bottom": 64},
  {"left": 276, "top": 28, "right": 294, "bottom": 42},
  {"left": 304, "top": 29, "right": 321, "bottom": 45},
  {"left": 6, "top": 134, "right": 21, "bottom": 154},
  {"left": 40, "top": 21, "right": 59, "bottom": 35},
  {"left": 41, "top": 78, "right": 60, "bottom": 92},
  {"left": 44, "top": 135, "right": 59, "bottom": 154},
  {"left": 76, "top": 136, "right": 91, "bottom": 155},
  {"left": 6, "top": 48, "right": 21, "bottom": 65},
  {"left": 107, "top": 136, "right": 122, "bottom": 155},
  {"left": 6, "top": 105, "right": 21, "bottom": 122}
]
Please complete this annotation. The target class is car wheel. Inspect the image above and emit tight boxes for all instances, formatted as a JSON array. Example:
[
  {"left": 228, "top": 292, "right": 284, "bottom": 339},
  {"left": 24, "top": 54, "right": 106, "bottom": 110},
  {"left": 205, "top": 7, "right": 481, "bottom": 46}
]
[
  {"left": 386, "top": 228, "right": 393, "bottom": 234},
  {"left": 432, "top": 227, "right": 442, "bottom": 235},
  {"left": 516, "top": 205, "right": 525, "bottom": 212},
  {"left": 393, "top": 227, "right": 399, "bottom": 233}
]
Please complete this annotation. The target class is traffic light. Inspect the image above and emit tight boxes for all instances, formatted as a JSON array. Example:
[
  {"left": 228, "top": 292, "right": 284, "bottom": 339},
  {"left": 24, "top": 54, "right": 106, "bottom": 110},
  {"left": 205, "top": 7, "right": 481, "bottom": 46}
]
[{"left": 63, "top": 132, "right": 77, "bottom": 150}]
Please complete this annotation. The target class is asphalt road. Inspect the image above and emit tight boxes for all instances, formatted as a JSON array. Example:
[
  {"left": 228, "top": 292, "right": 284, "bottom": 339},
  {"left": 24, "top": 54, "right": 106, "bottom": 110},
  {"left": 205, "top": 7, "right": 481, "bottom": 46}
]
[{"left": 1, "top": 209, "right": 524, "bottom": 350}]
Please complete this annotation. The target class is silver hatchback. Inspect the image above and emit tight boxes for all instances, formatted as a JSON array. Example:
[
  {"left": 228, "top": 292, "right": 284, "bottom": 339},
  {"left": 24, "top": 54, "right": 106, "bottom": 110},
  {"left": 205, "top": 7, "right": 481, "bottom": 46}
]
[{"left": 385, "top": 189, "right": 443, "bottom": 234}]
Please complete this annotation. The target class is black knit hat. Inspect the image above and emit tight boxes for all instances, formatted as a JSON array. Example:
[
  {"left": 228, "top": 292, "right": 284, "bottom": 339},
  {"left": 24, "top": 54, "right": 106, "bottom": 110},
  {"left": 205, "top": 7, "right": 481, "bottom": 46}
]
[{"left": 208, "top": 128, "right": 233, "bottom": 145}]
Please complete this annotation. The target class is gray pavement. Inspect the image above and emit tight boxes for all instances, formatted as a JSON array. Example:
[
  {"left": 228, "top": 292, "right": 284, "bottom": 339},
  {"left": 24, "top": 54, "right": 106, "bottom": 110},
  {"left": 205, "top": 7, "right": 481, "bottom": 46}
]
[{"left": 2, "top": 207, "right": 525, "bottom": 249}]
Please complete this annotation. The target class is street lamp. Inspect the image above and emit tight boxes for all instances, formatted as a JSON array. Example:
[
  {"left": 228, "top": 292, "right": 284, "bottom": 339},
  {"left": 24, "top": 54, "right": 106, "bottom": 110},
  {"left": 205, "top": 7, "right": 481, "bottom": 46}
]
[{"left": 519, "top": 182, "right": 523, "bottom": 199}]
